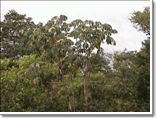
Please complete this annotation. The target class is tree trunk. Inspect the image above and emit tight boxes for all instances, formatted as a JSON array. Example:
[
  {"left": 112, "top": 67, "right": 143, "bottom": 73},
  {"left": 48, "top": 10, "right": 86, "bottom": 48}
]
[
  {"left": 83, "top": 57, "right": 89, "bottom": 111},
  {"left": 58, "top": 62, "right": 63, "bottom": 81},
  {"left": 68, "top": 96, "right": 72, "bottom": 112},
  {"left": 84, "top": 72, "right": 88, "bottom": 111}
]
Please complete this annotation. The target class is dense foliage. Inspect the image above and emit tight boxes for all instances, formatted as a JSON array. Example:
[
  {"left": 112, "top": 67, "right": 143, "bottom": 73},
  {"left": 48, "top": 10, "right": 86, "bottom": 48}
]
[{"left": 0, "top": 8, "right": 150, "bottom": 112}]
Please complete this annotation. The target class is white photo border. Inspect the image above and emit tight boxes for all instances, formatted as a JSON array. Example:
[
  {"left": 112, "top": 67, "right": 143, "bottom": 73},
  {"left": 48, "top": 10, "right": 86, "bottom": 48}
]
[{"left": 0, "top": 0, "right": 153, "bottom": 115}]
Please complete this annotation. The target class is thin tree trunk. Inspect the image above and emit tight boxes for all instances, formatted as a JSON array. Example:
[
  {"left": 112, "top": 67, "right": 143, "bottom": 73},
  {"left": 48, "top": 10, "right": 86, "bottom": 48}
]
[
  {"left": 72, "top": 92, "right": 75, "bottom": 112},
  {"left": 84, "top": 72, "right": 88, "bottom": 111},
  {"left": 83, "top": 57, "right": 89, "bottom": 111},
  {"left": 68, "top": 96, "right": 72, "bottom": 111},
  {"left": 58, "top": 62, "right": 63, "bottom": 81}
]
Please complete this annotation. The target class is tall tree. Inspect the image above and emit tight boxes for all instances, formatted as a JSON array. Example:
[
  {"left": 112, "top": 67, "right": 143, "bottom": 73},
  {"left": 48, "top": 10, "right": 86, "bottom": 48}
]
[
  {"left": 69, "top": 19, "right": 117, "bottom": 111},
  {"left": 130, "top": 7, "right": 150, "bottom": 103},
  {"left": 130, "top": 7, "right": 150, "bottom": 35},
  {"left": 1, "top": 10, "right": 35, "bottom": 58},
  {"left": 45, "top": 15, "right": 73, "bottom": 81}
]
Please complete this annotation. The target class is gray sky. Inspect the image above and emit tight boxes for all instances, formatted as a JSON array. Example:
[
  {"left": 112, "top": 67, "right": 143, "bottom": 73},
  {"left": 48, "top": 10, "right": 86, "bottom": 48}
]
[{"left": 1, "top": 1, "right": 150, "bottom": 53}]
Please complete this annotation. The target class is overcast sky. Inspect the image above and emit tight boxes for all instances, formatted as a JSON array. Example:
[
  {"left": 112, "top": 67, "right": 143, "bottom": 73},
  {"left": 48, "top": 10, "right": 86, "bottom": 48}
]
[{"left": 1, "top": 1, "right": 150, "bottom": 53}]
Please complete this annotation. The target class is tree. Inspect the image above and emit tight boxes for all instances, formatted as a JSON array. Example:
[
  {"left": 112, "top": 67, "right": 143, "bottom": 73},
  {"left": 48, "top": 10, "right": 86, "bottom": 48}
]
[
  {"left": 44, "top": 15, "right": 73, "bottom": 81},
  {"left": 136, "top": 40, "right": 150, "bottom": 103},
  {"left": 1, "top": 10, "right": 35, "bottom": 58},
  {"left": 113, "top": 51, "right": 138, "bottom": 99},
  {"left": 29, "top": 22, "right": 47, "bottom": 55},
  {"left": 130, "top": 7, "right": 150, "bottom": 35},
  {"left": 69, "top": 19, "right": 117, "bottom": 111},
  {"left": 130, "top": 7, "right": 150, "bottom": 105}
]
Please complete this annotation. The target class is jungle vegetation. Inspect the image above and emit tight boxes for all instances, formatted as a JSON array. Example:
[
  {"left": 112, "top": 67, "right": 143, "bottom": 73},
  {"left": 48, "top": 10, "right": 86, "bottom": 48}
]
[{"left": 0, "top": 7, "right": 150, "bottom": 112}]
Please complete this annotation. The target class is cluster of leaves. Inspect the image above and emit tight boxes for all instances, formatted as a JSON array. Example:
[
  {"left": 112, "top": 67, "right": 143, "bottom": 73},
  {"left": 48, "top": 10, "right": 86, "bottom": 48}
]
[{"left": 0, "top": 8, "right": 150, "bottom": 112}]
